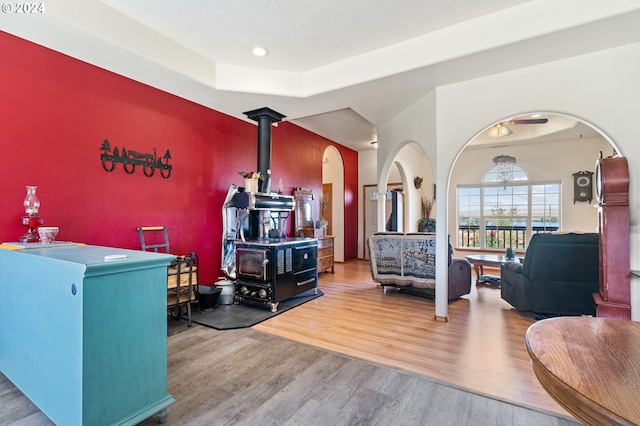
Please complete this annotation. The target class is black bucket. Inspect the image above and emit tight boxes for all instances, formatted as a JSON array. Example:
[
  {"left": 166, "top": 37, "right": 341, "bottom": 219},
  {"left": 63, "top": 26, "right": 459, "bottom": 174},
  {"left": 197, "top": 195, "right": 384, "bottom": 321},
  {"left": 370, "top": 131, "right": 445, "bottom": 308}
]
[{"left": 197, "top": 286, "right": 222, "bottom": 311}]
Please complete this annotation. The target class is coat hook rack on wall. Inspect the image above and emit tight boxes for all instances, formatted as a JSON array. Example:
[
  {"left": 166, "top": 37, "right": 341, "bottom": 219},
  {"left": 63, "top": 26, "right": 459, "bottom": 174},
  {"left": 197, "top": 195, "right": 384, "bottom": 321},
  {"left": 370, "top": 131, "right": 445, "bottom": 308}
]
[{"left": 100, "top": 139, "right": 173, "bottom": 178}]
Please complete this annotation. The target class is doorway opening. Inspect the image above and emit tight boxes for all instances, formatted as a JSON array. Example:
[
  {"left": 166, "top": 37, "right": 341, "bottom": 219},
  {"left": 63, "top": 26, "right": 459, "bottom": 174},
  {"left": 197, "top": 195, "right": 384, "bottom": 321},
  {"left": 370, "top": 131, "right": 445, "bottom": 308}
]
[{"left": 322, "top": 146, "right": 344, "bottom": 262}]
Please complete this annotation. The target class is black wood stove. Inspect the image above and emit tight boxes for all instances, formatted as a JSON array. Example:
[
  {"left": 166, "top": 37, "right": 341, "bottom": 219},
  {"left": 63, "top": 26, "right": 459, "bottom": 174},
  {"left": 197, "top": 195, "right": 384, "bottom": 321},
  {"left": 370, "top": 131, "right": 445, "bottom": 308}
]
[
  {"left": 221, "top": 107, "right": 318, "bottom": 312},
  {"left": 235, "top": 238, "right": 317, "bottom": 312}
]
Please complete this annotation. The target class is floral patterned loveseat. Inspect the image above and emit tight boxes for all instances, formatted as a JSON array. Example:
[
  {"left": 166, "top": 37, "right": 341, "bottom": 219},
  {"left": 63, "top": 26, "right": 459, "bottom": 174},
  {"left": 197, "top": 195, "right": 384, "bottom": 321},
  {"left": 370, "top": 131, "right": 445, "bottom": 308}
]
[{"left": 367, "top": 232, "right": 471, "bottom": 300}]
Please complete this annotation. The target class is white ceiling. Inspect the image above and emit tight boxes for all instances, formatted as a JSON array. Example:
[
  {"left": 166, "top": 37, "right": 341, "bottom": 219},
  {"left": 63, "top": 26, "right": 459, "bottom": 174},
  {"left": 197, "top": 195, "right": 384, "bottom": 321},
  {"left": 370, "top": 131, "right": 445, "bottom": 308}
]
[
  {"left": 2, "top": 0, "right": 640, "bottom": 151},
  {"left": 99, "top": 0, "right": 531, "bottom": 72},
  {"left": 468, "top": 114, "right": 603, "bottom": 149}
]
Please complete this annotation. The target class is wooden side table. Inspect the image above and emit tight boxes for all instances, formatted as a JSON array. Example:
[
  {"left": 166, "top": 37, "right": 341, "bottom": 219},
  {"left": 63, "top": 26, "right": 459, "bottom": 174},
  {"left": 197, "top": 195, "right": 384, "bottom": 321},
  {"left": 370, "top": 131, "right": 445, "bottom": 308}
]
[
  {"left": 526, "top": 316, "right": 640, "bottom": 425},
  {"left": 317, "top": 235, "right": 335, "bottom": 274}
]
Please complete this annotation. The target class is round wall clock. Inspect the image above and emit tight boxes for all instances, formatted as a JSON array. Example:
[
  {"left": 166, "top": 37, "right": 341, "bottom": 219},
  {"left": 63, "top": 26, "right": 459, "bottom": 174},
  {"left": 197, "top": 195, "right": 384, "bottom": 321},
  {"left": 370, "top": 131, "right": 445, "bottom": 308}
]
[{"left": 576, "top": 175, "right": 590, "bottom": 187}]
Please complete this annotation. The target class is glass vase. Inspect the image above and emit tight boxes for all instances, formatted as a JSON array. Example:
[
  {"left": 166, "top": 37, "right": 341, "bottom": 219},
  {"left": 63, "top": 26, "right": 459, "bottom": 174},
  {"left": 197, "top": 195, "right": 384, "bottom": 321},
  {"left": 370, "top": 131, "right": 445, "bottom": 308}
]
[
  {"left": 19, "top": 185, "right": 43, "bottom": 243},
  {"left": 316, "top": 218, "right": 328, "bottom": 236},
  {"left": 23, "top": 185, "right": 40, "bottom": 215}
]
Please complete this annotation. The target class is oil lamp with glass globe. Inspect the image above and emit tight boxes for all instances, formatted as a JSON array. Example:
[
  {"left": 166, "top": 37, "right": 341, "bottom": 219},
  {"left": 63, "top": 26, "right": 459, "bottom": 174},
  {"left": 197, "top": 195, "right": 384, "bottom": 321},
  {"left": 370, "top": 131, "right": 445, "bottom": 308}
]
[{"left": 18, "top": 185, "right": 43, "bottom": 243}]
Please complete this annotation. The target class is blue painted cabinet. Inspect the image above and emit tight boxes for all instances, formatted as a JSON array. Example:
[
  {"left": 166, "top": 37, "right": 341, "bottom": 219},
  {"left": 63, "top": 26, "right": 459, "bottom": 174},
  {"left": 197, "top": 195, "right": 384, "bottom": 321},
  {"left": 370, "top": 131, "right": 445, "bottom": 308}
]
[{"left": 0, "top": 244, "right": 175, "bottom": 425}]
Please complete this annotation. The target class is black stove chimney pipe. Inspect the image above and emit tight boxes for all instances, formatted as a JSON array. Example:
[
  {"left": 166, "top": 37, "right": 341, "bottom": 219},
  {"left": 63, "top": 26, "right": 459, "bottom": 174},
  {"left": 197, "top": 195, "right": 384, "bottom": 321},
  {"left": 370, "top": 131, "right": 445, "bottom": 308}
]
[{"left": 243, "top": 107, "right": 286, "bottom": 193}]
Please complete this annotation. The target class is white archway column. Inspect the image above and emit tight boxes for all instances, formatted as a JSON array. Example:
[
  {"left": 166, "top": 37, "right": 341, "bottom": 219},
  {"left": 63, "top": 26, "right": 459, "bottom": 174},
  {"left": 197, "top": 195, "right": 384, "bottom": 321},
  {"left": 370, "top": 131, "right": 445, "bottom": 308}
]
[
  {"left": 434, "top": 179, "right": 449, "bottom": 320},
  {"left": 375, "top": 174, "right": 387, "bottom": 233}
]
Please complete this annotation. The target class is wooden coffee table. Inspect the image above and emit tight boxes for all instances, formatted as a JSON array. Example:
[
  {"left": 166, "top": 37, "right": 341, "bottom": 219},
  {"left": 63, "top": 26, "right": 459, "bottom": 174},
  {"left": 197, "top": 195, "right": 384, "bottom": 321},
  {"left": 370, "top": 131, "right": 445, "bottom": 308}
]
[
  {"left": 464, "top": 254, "right": 508, "bottom": 285},
  {"left": 526, "top": 317, "right": 640, "bottom": 425}
]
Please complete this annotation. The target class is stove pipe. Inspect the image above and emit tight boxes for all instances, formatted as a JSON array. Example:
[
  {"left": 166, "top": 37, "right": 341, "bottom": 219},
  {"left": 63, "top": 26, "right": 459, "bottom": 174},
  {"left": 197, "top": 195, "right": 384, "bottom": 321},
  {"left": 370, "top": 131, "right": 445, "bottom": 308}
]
[{"left": 243, "top": 107, "right": 286, "bottom": 193}]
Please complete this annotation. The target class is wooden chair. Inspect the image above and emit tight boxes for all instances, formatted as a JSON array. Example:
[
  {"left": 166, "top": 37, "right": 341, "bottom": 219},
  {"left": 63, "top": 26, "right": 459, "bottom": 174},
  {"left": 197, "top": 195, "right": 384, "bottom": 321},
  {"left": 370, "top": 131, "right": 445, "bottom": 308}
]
[{"left": 138, "top": 226, "right": 196, "bottom": 326}]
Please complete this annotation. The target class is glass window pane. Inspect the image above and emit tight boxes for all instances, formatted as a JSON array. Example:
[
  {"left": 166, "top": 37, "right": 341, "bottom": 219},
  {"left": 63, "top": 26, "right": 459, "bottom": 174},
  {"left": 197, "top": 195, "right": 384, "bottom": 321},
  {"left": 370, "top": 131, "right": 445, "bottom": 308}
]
[
  {"left": 513, "top": 186, "right": 528, "bottom": 195},
  {"left": 531, "top": 193, "right": 546, "bottom": 204},
  {"left": 546, "top": 193, "right": 559, "bottom": 204},
  {"left": 459, "top": 169, "right": 558, "bottom": 250},
  {"left": 513, "top": 168, "right": 527, "bottom": 177},
  {"left": 484, "top": 187, "right": 498, "bottom": 196},
  {"left": 497, "top": 194, "right": 512, "bottom": 209},
  {"left": 483, "top": 164, "right": 529, "bottom": 184},
  {"left": 484, "top": 218, "right": 524, "bottom": 249},
  {"left": 457, "top": 186, "right": 481, "bottom": 248}
]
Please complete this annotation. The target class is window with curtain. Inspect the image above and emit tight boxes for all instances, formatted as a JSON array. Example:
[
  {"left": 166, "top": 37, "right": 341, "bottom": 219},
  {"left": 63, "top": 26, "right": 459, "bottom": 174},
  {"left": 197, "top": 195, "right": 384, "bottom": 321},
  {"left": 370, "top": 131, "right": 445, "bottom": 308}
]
[{"left": 457, "top": 164, "right": 559, "bottom": 250}]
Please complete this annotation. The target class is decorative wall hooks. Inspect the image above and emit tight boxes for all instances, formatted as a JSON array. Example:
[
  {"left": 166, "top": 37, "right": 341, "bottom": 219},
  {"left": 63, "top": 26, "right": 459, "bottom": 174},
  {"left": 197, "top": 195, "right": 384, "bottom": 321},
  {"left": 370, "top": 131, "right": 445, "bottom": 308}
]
[{"left": 100, "top": 139, "right": 172, "bottom": 178}]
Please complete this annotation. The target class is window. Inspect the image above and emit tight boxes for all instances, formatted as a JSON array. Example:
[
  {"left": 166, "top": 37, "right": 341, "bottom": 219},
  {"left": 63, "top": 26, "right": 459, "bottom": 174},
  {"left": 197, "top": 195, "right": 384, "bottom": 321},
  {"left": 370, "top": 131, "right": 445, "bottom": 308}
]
[{"left": 457, "top": 164, "right": 559, "bottom": 250}]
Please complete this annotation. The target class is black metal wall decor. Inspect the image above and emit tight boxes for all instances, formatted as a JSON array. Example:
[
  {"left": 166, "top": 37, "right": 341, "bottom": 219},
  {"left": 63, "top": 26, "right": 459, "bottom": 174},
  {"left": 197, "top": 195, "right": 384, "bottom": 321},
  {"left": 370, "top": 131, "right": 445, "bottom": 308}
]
[
  {"left": 572, "top": 170, "right": 594, "bottom": 203},
  {"left": 414, "top": 176, "right": 423, "bottom": 189},
  {"left": 100, "top": 139, "right": 172, "bottom": 178}
]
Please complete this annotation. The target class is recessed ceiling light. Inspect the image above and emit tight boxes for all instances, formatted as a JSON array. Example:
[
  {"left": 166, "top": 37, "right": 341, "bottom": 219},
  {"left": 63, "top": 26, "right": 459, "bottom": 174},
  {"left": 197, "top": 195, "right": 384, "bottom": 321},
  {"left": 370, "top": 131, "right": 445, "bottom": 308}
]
[{"left": 252, "top": 47, "right": 268, "bottom": 57}]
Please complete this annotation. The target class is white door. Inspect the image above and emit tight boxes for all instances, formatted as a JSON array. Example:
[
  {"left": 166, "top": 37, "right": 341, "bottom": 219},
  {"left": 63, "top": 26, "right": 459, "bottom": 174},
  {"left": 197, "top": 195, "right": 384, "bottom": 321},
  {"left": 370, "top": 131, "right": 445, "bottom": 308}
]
[
  {"left": 364, "top": 186, "right": 377, "bottom": 260},
  {"left": 363, "top": 186, "right": 394, "bottom": 260}
]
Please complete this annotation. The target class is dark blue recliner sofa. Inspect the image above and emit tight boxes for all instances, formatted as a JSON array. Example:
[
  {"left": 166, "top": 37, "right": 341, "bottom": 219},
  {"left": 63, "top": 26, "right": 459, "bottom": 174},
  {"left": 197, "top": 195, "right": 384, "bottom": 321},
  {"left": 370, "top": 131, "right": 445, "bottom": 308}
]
[{"left": 500, "top": 232, "right": 599, "bottom": 316}]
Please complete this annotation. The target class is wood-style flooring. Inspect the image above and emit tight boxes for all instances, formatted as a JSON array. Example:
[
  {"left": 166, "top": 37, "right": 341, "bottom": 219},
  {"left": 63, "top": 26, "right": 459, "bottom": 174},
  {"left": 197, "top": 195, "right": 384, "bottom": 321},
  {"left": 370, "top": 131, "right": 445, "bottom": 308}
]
[
  {"left": 254, "top": 260, "right": 571, "bottom": 417},
  {"left": 0, "top": 260, "right": 581, "bottom": 425}
]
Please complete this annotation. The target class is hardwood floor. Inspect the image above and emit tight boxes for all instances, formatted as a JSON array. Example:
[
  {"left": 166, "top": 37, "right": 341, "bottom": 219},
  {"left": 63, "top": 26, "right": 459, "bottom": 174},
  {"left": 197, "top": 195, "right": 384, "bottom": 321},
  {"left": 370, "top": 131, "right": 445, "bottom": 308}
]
[
  {"left": 0, "top": 260, "right": 580, "bottom": 425},
  {"left": 254, "top": 260, "right": 570, "bottom": 417}
]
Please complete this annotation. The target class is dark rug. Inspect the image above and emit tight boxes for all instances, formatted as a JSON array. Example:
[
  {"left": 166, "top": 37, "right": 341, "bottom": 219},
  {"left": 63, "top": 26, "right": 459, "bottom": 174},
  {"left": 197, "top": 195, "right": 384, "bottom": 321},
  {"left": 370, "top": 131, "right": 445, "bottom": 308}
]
[{"left": 190, "top": 289, "right": 323, "bottom": 330}]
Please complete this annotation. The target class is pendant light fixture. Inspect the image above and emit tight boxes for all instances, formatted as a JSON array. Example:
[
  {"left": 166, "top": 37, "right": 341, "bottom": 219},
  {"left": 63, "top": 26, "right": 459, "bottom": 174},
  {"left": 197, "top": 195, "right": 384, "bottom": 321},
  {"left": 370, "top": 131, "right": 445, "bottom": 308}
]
[{"left": 492, "top": 155, "right": 517, "bottom": 188}]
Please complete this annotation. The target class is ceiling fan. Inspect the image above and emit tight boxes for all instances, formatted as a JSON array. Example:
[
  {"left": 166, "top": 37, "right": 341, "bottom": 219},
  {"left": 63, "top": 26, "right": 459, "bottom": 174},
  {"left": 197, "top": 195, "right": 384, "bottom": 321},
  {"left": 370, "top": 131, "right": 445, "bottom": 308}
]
[{"left": 489, "top": 118, "right": 548, "bottom": 137}]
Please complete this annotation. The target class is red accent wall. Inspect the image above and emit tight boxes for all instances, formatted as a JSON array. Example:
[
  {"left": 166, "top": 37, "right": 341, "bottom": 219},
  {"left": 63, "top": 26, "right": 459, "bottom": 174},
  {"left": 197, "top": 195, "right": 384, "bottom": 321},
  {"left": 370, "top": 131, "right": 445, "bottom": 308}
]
[
  {"left": 341, "top": 146, "right": 359, "bottom": 260},
  {"left": 0, "top": 31, "right": 358, "bottom": 284}
]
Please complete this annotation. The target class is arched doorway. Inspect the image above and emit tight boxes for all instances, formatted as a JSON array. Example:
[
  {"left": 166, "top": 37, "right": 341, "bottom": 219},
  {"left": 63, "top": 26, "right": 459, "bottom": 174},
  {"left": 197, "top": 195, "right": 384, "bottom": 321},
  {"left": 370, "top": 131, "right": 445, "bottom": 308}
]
[
  {"left": 449, "top": 112, "right": 618, "bottom": 252},
  {"left": 447, "top": 111, "right": 630, "bottom": 318},
  {"left": 322, "top": 145, "right": 345, "bottom": 262},
  {"left": 363, "top": 162, "right": 403, "bottom": 260},
  {"left": 376, "top": 142, "right": 434, "bottom": 233}
]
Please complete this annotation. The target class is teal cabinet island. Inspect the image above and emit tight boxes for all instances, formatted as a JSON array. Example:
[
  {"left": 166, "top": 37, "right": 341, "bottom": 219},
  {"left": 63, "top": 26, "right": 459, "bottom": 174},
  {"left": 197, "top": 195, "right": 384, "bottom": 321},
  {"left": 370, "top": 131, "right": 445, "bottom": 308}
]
[{"left": 0, "top": 244, "right": 175, "bottom": 425}]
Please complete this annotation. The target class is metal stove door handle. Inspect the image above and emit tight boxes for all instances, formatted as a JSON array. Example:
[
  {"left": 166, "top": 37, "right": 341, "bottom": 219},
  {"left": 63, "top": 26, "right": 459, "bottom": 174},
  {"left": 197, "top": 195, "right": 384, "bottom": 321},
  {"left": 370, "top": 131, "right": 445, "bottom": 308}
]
[
  {"left": 297, "top": 278, "right": 315, "bottom": 287},
  {"left": 239, "top": 212, "right": 249, "bottom": 241},
  {"left": 263, "top": 258, "right": 269, "bottom": 276}
]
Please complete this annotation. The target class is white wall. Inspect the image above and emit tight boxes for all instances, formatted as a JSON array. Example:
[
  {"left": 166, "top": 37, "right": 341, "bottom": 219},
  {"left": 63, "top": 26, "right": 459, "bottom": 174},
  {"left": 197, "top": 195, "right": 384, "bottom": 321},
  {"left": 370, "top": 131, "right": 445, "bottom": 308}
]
[
  {"left": 375, "top": 41, "right": 640, "bottom": 320},
  {"left": 358, "top": 149, "right": 377, "bottom": 258},
  {"left": 375, "top": 91, "right": 437, "bottom": 238}
]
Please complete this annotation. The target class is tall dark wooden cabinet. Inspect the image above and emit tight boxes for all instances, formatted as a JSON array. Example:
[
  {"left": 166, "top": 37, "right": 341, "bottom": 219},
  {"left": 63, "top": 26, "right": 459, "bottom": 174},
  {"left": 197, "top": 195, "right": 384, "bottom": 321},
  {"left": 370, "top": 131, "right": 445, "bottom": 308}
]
[{"left": 593, "top": 153, "right": 631, "bottom": 319}]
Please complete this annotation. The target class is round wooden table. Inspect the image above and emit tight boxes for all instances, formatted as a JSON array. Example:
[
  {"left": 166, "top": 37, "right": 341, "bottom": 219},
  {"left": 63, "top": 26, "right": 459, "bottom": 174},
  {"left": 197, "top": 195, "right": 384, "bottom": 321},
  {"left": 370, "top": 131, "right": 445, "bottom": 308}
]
[{"left": 526, "top": 317, "right": 640, "bottom": 426}]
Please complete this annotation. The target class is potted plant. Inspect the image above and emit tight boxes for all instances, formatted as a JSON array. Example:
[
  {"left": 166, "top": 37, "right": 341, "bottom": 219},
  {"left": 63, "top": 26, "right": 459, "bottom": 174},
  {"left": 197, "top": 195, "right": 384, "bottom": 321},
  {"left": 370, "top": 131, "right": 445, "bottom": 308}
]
[
  {"left": 418, "top": 218, "right": 436, "bottom": 232},
  {"left": 418, "top": 197, "right": 435, "bottom": 232}
]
